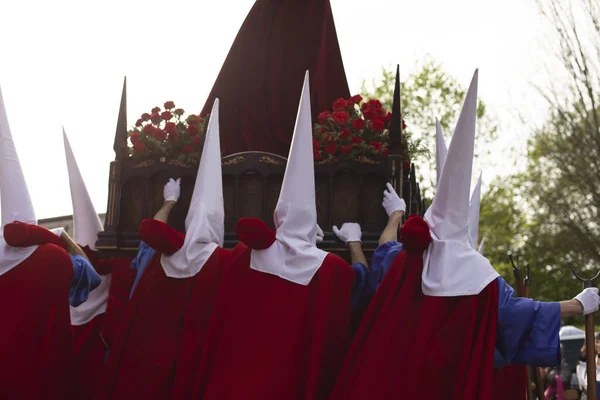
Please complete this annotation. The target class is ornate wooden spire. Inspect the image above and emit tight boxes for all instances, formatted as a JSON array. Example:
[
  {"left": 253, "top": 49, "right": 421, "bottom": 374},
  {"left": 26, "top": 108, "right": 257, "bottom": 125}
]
[{"left": 113, "top": 76, "right": 127, "bottom": 160}]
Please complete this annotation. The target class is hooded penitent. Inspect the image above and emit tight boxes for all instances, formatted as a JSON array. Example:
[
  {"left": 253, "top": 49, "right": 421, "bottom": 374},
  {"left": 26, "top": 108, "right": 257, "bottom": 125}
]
[
  {"left": 330, "top": 70, "right": 498, "bottom": 400},
  {"left": 423, "top": 70, "right": 498, "bottom": 296},
  {"left": 161, "top": 99, "right": 224, "bottom": 279},
  {"left": 0, "top": 86, "right": 79, "bottom": 398},
  {"left": 188, "top": 72, "right": 354, "bottom": 400},
  {"left": 250, "top": 71, "right": 328, "bottom": 285}
]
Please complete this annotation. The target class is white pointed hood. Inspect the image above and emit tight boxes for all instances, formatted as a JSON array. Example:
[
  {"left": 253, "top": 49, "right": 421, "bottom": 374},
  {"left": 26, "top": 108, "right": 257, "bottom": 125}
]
[
  {"left": 63, "top": 128, "right": 103, "bottom": 250},
  {"left": 468, "top": 172, "right": 482, "bottom": 249},
  {"left": 250, "top": 71, "right": 327, "bottom": 285},
  {"left": 435, "top": 118, "right": 447, "bottom": 186},
  {"left": 423, "top": 70, "right": 498, "bottom": 296},
  {"left": 0, "top": 86, "right": 38, "bottom": 276},
  {"left": 63, "top": 128, "right": 110, "bottom": 325},
  {"left": 161, "top": 99, "right": 224, "bottom": 278}
]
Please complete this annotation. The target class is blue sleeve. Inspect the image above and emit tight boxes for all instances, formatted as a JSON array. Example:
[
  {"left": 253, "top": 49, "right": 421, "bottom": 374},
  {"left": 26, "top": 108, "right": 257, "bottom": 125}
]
[
  {"left": 69, "top": 255, "right": 102, "bottom": 307},
  {"left": 350, "top": 262, "right": 368, "bottom": 311},
  {"left": 495, "top": 276, "right": 561, "bottom": 367},
  {"left": 129, "top": 241, "right": 156, "bottom": 299},
  {"left": 365, "top": 241, "right": 403, "bottom": 297}
]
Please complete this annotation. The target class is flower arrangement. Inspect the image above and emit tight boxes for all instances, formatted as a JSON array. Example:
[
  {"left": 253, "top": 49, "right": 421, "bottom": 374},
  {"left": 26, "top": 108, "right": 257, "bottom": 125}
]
[
  {"left": 128, "top": 101, "right": 208, "bottom": 165},
  {"left": 313, "top": 95, "right": 418, "bottom": 167}
]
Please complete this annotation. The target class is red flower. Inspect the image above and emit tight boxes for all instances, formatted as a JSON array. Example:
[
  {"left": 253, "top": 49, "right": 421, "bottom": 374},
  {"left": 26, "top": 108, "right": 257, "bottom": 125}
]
[
  {"left": 370, "top": 141, "right": 382, "bottom": 151},
  {"left": 363, "top": 108, "right": 376, "bottom": 121},
  {"left": 316, "top": 127, "right": 327, "bottom": 135},
  {"left": 314, "top": 149, "right": 323, "bottom": 161},
  {"left": 350, "top": 94, "right": 363, "bottom": 104},
  {"left": 151, "top": 106, "right": 161, "bottom": 114},
  {"left": 371, "top": 118, "right": 385, "bottom": 132},
  {"left": 323, "top": 133, "right": 335, "bottom": 144},
  {"left": 174, "top": 108, "right": 185, "bottom": 116},
  {"left": 142, "top": 125, "right": 154, "bottom": 135},
  {"left": 333, "top": 98, "right": 347, "bottom": 112},
  {"left": 164, "top": 101, "right": 175, "bottom": 110},
  {"left": 384, "top": 112, "right": 393, "bottom": 122},
  {"left": 153, "top": 129, "right": 167, "bottom": 141},
  {"left": 403, "top": 161, "right": 411, "bottom": 170},
  {"left": 165, "top": 122, "right": 177, "bottom": 135},
  {"left": 333, "top": 111, "right": 350, "bottom": 125},
  {"left": 402, "top": 119, "right": 407, "bottom": 131},
  {"left": 130, "top": 132, "right": 141, "bottom": 142},
  {"left": 376, "top": 108, "right": 387, "bottom": 118},
  {"left": 341, "top": 145, "right": 352, "bottom": 156},
  {"left": 133, "top": 142, "right": 146, "bottom": 152},
  {"left": 187, "top": 114, "right": 199, "bottom": 124},
  {"left": 193, "top": 136, "right": 202, "bottom": 147},
  {"left": 187, "top": 125, "right": 200, "bottom": 136},
  {"left": 317, "top": 111, "right": 331, "bottom": 125},
  {"left": 351, "top": 136, "right": 363, "bottom": 145},
  {"left": 313, "top": 139, "right": 321, "bottom": 150},
  {"left": 339, "top": 127, "right": 352, "bottom": 140},
  {"left": 325, "top": 142, "right": 338, "bottom": 155},
  {"left": 141, "top": 113, "right": 150, "bottom": 122},
  {"left": 168, "top": 131, "right": 179, "bottom": 143},
  {"left": 352, "top": 118, "right": 365, "bottom": 130},
  {"left": 161, "top": 111, "right": 173, "bottom": 121},
  {"left": 367, "top": 99, "right": 382, "bottom": 109},
  {"left": 135, "top": 119, "right": 143, "bottom": 127},
  {"left": 382, "top": 148, "right": 389, "bottom": 157},
  {"left": 183, "top": 145, "right": 194, "bottom": 153},
  {"left": 150, "top": 113, "right": 161, "bottom": 124},
  {"left": 345, "top": 100, "right": 355, "bottom": 108}
]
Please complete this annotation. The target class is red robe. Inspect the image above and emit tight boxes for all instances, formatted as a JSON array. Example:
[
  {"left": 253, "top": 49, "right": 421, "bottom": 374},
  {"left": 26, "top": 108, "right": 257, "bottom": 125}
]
[
  {"left": 99, "top": 219, "right": 228, "bottom": 400},
  {"left": 190, "top": 239, "right": 355, "bottom": 400},
  {"left": 330, "top": 216, "right": 498, "bottom": 399},
  {"left": 201, "top": 0, "right": 350, "bottom": 156},
  {"left": 71, "top": 251, "right": 135, "bottom": 400},
  {"left": 492, "top": 365, "right": 526, "bottom": 400},
  {"left": 0, "top": 222, "right": 79, "bottom": 399}
]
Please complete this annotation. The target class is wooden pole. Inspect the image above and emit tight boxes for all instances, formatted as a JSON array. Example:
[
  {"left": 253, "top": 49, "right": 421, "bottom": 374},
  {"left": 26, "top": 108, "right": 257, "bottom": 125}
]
[{"left": 583, "top": 280, "right": 597, "bottom": 400}]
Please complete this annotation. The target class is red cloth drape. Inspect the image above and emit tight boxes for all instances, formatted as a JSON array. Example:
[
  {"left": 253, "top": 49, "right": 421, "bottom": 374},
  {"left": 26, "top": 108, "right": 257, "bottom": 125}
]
[
  {"left": 99, "top": 220, "right": 227, "bottom": 400},
  {"left": 190, "top": 243, "right": 354, "bottom": 400},
  {"left": 492, "top": 365, "right": 527, "bottom": 400},
  {"left": 330, "top": 249, "right": 499, "bottom": 399},
  {"left": 0, "top": 243, "right": 79, "bottom": 399},
  {"left": 201, "top": 0, "right": 350, "bottom": 156}
]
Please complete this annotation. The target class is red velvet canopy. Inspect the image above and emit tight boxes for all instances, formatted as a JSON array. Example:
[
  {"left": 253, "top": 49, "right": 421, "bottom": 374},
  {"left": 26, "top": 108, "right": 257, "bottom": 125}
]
[{"left": 201, "top": 0, "right": 350, "bottom": 156}]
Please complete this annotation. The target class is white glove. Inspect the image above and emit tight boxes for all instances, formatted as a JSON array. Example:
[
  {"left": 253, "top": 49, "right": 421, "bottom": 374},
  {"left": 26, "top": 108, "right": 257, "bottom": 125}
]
[
  {"left": 382, "top": 182, "right": 406, "bottom": 216},
  {"left": 316, "top": 225, "right": 324, "bottom": 244},
  {"left": 163, "top": 178, "right": 181, "bottom": 202},
  {"left": 332, "top": 223, "right": 362, "bottom": 244},
  {"left": 50, "top": 227, "right": 65, "bottom": 237},
  {"left": 574, "top": 287, "right": 600, "bottom": 315}
]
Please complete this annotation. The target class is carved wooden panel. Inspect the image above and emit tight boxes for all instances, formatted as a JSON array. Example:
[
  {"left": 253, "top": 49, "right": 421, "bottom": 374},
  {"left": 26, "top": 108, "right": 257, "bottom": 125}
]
[
  {"left": 315, "top": 173, "right": 330, "bottom": 228},
  {"left": 223, "top": 176, "right": 237, "bottom": 231},
  {"left": 118, "top": 178, "right": 146, "bottom": 233},
  {"left": 362, "top": 174, "right": 387, "bottom": 232},
  {"left": 237, "top": 172, "right": 264, "bottom": 219},
  {"left": 265, "top": 176, "right": 283, "bottom": 228},
  {"left": 331, "top": 169, "right": 360, "bottom": 226}
]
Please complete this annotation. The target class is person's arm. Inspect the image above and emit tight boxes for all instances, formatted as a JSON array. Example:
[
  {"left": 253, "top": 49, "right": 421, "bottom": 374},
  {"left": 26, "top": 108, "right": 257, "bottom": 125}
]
[
  {"left": 348, "top": 242, "right": 368, "bottom": 268},
  {"left": 560, "top": 299, "right": 584, "bottom": 317},
  {"left": 332, "top": 223, "right": 367, "bottom": 269},
  {"left": 153, "top": 200, "right": 176, "bottom": 223},
  {"left": 154, "top": 178, "right": 181, "bottom": 223},
  {"left": 49, "top": 227, "right": 89, "bottom": 260},
  {"left": 379, "top": 183, "right": 406, "bottom": 245}
]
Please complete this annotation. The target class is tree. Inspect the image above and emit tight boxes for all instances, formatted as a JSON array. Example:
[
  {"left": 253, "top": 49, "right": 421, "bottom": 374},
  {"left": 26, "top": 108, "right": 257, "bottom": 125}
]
[{"left": 361, "top": 57, "right": 499, "bottom": 198}]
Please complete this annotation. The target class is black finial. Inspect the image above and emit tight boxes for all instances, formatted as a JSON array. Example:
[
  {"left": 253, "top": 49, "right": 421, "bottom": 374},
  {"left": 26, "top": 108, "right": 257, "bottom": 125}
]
[
  {"left": 389, "top": 65, "right": 402, "bottom": 152},
  {"left": 113, "top": 76, "right": 127, "bottom": 159}
]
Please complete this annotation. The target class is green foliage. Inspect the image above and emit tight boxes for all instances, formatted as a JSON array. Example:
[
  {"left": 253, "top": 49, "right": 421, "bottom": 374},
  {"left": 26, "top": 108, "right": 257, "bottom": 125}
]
[{"left": 361, "top": 57, "right": 498, "bottom": 197}]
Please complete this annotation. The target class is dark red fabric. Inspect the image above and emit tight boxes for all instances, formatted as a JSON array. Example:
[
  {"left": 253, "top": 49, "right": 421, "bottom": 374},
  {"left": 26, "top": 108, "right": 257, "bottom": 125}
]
[
  {"left": 170, "top": 247, "right": 232, "bottom": 400},
  {"left": 492, "top": 365, "right": 526, "bottom": 400},
  {"left": 0, "top": 244, "right": 79, "bottom": 399},
  {"left": 330, "top": 250, "right": 499, "bottom": 399},
  {"left": 236, "top": 217, "right": 276, "bottom": 249},
  {"left": 138, "top": 218, "right": 185, "bottom": 255},
  {"left": 100, "top": 256, "right": 136, "bottom": 350},
  {"left": 72, "top": 314, "right": 105, "bottom": 400},
  {"left": 3, "top": 221, "right": 65, "bottom": 248},
  {"left": 399, "top": 215, "right": 431, "bottom": 252},
  {"left": 201, "top": 0, "right": 350, "bottom": 156},
  {"left": 190, "top": 243, "right": 354, "bottom": 400}
]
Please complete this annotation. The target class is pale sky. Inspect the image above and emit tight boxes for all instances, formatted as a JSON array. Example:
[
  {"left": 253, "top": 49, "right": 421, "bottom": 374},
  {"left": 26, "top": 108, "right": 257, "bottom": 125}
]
[{"left": 0, "top": 0, "right": 558, "bottom": 219}]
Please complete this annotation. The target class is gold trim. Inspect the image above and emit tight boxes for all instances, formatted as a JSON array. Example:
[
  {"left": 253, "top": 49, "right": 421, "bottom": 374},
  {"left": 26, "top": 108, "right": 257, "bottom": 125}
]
[
  {"left": 355, "top": 156, "right": 380, "bottom": 165},
  {"left": 168, "top": 159, "right": 194, "bottom": 168},
  {"left": 132, "top": 159, "right": 155, "bottom": 168},
  {"left": 222, "top": 156, "right": 245, "bottom": 166},
  {"left": 259, "top": 156, "right": 284, "bottom": 166}
]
